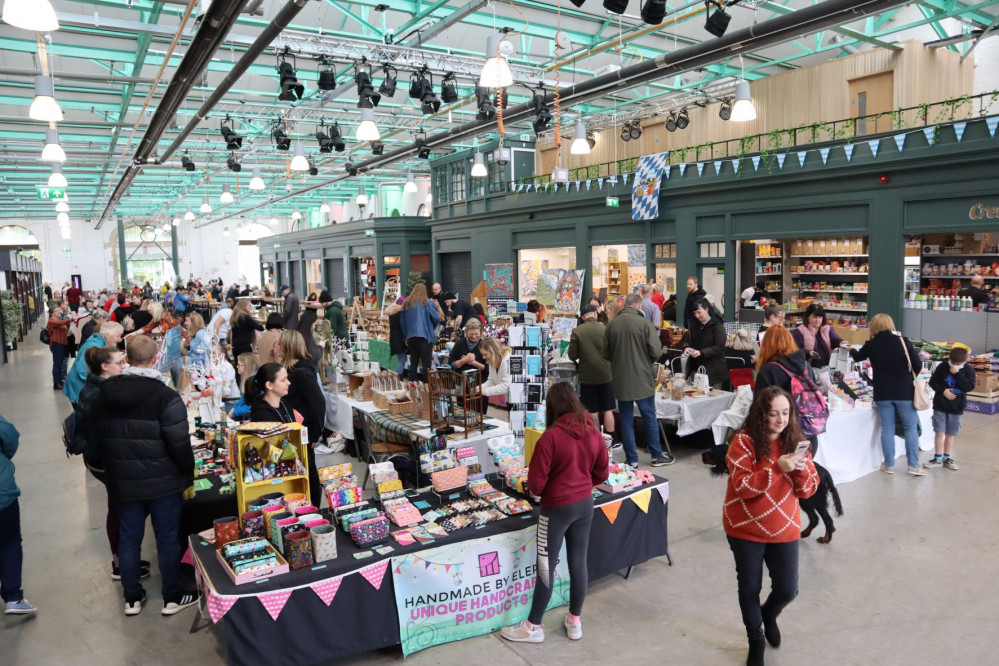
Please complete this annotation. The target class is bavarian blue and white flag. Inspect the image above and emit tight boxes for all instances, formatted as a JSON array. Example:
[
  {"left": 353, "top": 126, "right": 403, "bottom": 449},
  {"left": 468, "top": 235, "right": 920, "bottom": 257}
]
[
  {"left": 843, "top": 144, "right": 855, "bottom": 162},
  {"left": 819, "top": 148, "right": 830, "bottom": 165},
  {"left": 731, "top": 158, "right": 740, "bottom": 173},
  {"left": 797, "top": 151, "right": 807, "bottom": 167},
  {"left": 713, "top": 160, "right": 723, "bottom": 175},
  {"left": 923, "top": 127, "right": 935, "bottom": 145},
  {"left": 987, "top": 116, "right": 999, "bottom": 138},
  {"left": 894, "top": 133, "right": 906, "bottom": 152},
  {"left": 776, "top": 153, "right": 786, "bottom": 170},
  {"left": 696, "top": 162, "right": 705, "bottom": 177},
  {"left": 631, "top": 151, "right": 669, "bottom": 221},
  {"left": 953, "top": 121, "right": 967, "bottom": 142},
  {"left": 751, "top": 156, "right": 760, "bottom": 171},
  {"left": 678, "top": 163, "right": 687, "bottom": 176},
  {"left": 869, "top": 139, "right": 881, "bottom": 158}
]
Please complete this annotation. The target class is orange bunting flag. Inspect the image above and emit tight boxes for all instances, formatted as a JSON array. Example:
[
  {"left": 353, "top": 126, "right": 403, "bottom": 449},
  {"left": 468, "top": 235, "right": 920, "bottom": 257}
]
[{"left": 600, "top": 501, "right": 622, "bottom": 525}]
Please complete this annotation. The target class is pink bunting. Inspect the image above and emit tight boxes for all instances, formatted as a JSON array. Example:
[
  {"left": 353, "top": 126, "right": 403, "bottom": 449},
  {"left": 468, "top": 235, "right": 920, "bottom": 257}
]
[
  {"left": 360, "top": 560, "right": 390, "bottom": 590},
  {"left": 310, "top": 578, "right": 343, "bottom": 606},
  {"left": 657, "top": 484, "right": 670, "bottom": 504},
  {"left": 206, "top": 592, "right": 237, "bottom": 623},
  {"left": 258, "top": 589, "right": 293, "bottom": 621}
]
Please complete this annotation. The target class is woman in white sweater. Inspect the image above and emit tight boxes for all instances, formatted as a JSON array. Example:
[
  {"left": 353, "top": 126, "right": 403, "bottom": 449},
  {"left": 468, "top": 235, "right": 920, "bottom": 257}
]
[{"left": 479, "top": 337, "right": 512, "bottom": 399}]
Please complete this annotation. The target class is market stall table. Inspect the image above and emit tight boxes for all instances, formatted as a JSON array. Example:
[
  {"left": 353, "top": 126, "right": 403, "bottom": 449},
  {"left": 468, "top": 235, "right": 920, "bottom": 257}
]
[
  {"left": 181, "top": 474, "right": 237, "bottom": 543},
  {"left": 655, "top": 389, "right": 736, "bottom": 437},
  {"left": 710, "top": 407, "right": 935, "bottom": 484},
  {"left": 190, "top": 476, "right": 670, "bottom": 665}
]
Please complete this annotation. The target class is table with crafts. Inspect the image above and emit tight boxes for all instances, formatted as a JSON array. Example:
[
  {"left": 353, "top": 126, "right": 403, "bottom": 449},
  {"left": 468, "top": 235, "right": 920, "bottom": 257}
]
[
  {"left": 190, "top": 476, "right": 671, "bottom": 665},
  {"left": 709, "top": 407, "right": 935, "bottom": 484},
  {"left": 655, "top": 389, "right": 737, "bottom": 437}
]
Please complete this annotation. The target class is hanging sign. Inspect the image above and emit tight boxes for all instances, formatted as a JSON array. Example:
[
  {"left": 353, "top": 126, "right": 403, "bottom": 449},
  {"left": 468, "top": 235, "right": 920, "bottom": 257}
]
[
  {"left": 36, "top": 186, "right": 67, "bottom": 200},
  {"left": 606, "top": 196, "right": 620, "bottom": 207}
]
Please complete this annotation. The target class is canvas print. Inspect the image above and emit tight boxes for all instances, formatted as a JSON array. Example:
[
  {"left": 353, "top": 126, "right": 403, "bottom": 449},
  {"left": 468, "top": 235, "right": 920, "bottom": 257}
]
[
  {"left": 519, "top": 259, "right": 541, "bottom": 298},
  {"left": 484, "top": 263, "right": 514, "bottom": 299},
  {"left": 550, "top": 317, "right": 576, "bottom": 339},
  {"left": 627, "top": 244, "right": 646, "bottom": 267},
  {"left": 554, "top": 269, "right": 585, "bottom": 314},
  {"left": 535, "top": 268, "right": 560, "bottom": 307}
]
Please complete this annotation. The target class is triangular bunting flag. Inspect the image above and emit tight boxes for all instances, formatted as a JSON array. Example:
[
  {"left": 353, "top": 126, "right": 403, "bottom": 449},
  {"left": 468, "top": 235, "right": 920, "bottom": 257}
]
[
  {"left": 987, "top": 116, "right": 999, "bottom": 138},
  {"left": 868, "top": 139, "right": 880, "bottom": 158},
  {"left": 553, "top": 182, "right": 560, "bottom": 192},
  {"left": 258, "top": 590, "right": 293, "bottom": 621},
  {"left": 751, "top": 156, "right": 760, "bottom": 171},
  {"left": 599, "top": 501, "right": 621, "bottom": 525},
  {"left": 731, "top": 158, "right": 740, "bottom": 173},
  {"left": 310, "top": 578, "right": 343, "bottom": 607},
  {"left": 517, "top": 184, "right": 523, "bottom": 192},
  {"left": 819, "top": 147, "right": 830, "bottom": 165},
  {"left": 586, "top": 179, "right": 591, "bottom": 190},
  {"left": 843, "top": 144, "right": 855, "bottom": 162},
  {"left": 656, "top": 484, "right": 670, "bottom": 504},
  {"left": 797, "top": 151, "right": 807, "bottom": 168},
  {"left": 630, "top": 489, "right": 652, "bottom": 514},
  {"left": 776, "top": 153, "right": 786, "bottom": 170},
  {"left": 678, "top": 163, "right": 687, "bottom": 176},
  {"left": 953, "top": 121, "right": 967, "bottom": 142},
  {"left": 664, "top": 165, "right": 671, "bottom": 179},
  {"left": 543, "top": 183, "right": 550, "bottom": 192},
  {"left": 713, "top": 160, "right": 723, "bottom": 175},
  {"left": 622, "top": 173, "right": 630, "bottom": 185},
  {"left": 597, "top": 177, "right": 604, "bottom": 189},
  {"left": 696, "top": 163, "right": 705, "bottom": 177},
  {"left": 894, "top": 133, "right": 906, "bottom": 153},
  {"left": 206, "top": 592, "right": 237, "bottom": 623},
  {"left": 360, "top": 560, "right": 390, "bottom": 590},
  {"left": 923, "top": 127, "right": 935, "bottom": 145}
]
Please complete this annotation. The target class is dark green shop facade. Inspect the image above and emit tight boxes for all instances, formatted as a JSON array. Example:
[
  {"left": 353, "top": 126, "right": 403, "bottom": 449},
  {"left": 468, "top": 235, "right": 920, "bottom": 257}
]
[{"left": 428, "top": 116, "right": 999, "bottom": 322}]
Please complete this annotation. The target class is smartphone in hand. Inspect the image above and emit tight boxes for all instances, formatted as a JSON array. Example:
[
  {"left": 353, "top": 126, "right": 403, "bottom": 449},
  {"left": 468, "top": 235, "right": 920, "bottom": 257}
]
[{"left": 794, "top": 440, "right": 811, "bottom": 457}]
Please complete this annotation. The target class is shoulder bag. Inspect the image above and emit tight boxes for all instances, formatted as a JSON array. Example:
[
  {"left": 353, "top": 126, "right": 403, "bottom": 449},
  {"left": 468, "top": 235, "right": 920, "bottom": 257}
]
[{"left": 900, "top": 335, "right": 931, "bottom": 411}]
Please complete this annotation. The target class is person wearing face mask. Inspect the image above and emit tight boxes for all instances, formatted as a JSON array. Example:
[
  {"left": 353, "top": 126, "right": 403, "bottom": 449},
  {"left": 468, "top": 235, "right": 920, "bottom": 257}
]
[{"left": 926, "top": 346, "right": 976, "bottom": 471}]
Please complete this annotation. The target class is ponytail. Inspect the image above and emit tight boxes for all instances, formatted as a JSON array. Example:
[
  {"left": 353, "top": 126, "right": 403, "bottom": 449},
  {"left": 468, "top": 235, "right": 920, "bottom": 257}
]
[{"left": 249, "top": 362, "right": 284, "bottom": 405}]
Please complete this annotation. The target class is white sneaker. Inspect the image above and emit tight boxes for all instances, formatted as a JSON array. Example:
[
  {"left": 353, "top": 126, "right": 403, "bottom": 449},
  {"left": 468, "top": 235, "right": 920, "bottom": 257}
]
[
  {"left": 500, "top": 620, "right": 545, "bottom": 643},
  {"left": 908, "top": 465, "right": 926, "bottom": 477},
  {"left": 564, "top": 614, "right": 582, "bottom": 640},
  {"left": 162, "top": 592, "right": 198, "bottom": 616},
  {"left": 124, "top": 592, "right": 147, "bottom": 616}
]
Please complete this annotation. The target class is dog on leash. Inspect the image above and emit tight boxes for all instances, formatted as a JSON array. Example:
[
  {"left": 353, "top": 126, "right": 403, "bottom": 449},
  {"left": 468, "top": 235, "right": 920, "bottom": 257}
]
[{"left": 702, "top": 444, "right": 843, "bottom": 544}]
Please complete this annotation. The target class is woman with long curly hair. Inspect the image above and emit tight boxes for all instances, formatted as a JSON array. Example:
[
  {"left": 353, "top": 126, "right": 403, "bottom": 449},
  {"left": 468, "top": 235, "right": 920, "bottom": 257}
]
[{"left": 723, "top": 387, "right": 818, "bottom": 666}]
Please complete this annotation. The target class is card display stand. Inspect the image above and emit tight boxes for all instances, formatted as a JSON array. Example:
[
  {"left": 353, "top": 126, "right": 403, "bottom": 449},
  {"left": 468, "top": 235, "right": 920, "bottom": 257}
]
[
  {"left": 234, "top": 424, "right": 311, "bottom": 516},
  {"left": 428, "top": 368, "right": 484, "bottom": 437}
]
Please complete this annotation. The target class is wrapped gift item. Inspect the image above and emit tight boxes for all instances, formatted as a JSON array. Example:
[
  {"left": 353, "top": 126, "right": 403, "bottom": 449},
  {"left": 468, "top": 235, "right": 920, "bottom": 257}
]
[
  {"left": 310, "top": 524, "right": 338, "bottom": 563},
  {"left": 350, "top": 516, "right": 390, "bottom": 546}
]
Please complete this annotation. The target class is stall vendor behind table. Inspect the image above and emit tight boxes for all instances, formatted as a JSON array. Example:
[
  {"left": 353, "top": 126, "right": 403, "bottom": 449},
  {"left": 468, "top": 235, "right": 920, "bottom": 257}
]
[{"left": 958, "top": 275, "right": 990, "bottom": 308}]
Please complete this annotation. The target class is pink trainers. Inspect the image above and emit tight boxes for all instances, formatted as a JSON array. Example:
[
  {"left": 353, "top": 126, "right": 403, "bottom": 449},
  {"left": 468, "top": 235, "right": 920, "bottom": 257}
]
[
  {"left": 564, "top": 614, "right": 582, "bottom": 640},
  {"left": 500, "top": 620, "right": 545, "bottom": 643}
]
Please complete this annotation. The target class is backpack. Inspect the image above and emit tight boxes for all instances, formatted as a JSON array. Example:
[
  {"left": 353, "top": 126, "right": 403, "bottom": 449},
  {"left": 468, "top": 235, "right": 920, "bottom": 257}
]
[
  {"left": 777, "top": 363, "right": 828, "bottom": 437},
  {"left": 62, "top": 411, "right": 87, "bottom": 457},
  {"left": 39, "top": 327, "right": 50, "bottom": 345}
]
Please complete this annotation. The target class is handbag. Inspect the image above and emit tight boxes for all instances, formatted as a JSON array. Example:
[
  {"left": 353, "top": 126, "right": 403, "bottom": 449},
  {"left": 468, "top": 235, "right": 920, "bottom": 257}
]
[{"left": 900, "top": 335, "right": 931, "bottom": 411}]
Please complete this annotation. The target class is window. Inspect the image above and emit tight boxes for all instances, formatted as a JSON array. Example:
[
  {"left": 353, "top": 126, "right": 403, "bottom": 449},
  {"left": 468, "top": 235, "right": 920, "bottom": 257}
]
[
  {"left": 653, "top": 243, "right": 676, "bottom": 259},
  {"left": 699, "top": 242, "right": 726, "bottom": 258},
  {"left": 488, "top": 158, "right": 506, "bottom": 194},
  {"left": 450, "top": 162, "right": 466, "bottom": 201}
]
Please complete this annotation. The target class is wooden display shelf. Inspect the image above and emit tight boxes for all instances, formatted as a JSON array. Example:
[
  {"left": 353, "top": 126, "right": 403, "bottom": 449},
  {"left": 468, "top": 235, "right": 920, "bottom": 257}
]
[
  {"left": 243, "top": 475, "right": 308, "bottom": 490},
  {"left": 797, "top": 289, "right": 869, "bottom": 294},
  {"left": 789, "top": 271, "right": 869, "bottom": 277},
  {"left": 792, "top": 254, "right": 869, "bottom": 258},
  {"left": 606, "top": 261, "right": 629, "bottom": 296},
  {"left": 233, "top": 423, "right": 310, "bottom": 516}
]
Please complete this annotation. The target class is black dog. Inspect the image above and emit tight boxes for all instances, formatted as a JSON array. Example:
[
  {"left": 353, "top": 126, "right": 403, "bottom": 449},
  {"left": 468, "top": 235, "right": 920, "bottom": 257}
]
[{"left": 702, "top": 444, "right": 843, "bottom": 544}]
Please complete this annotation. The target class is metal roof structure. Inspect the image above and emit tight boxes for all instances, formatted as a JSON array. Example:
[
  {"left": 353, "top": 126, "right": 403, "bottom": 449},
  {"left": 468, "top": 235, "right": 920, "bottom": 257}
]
[{"left": 1, "top": 0, "right": 997, "bottom": 227}]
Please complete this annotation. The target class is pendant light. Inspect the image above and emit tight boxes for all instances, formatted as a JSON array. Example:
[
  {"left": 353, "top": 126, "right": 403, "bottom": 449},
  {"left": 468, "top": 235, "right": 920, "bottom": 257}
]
[
  {"left": 248, "top": 166, "right": 265, "bottom": 191},
  {"left": 3, "top": 0, "right": 60, "bottom": 31},
  {"left": 48, "top": 163, "right": 67, "bottom": 188},
  {"left": 426, "top": 192, "right": 433, "bottom": 203},
  {"left": 219, "top": 184, "right": 234, "bottom": 204},
  {"left": 55, "top": 200, "right": 69, "bottom": 212},
  {"left": 289, "top": 141, "right": 310, "bottom": 171},
  {"left": 184, "top": 208, "right": 196, "bottom": 221},
  {"left": 269, "top": 217, "right": 278, "bottom": 226},
  {"left": 320, "top": 200, "right": 331, "bottom": 214},
  {"left": 570, "top": 121, "right": 591, "bottom": 155},
  {"left": 60, "top": 226, "right": 71, "bottom": 240},
  {"left": 41, "top": 128, "right": 66, "bottom": 163},
  {"left": 470, "top": 152, "right": 487, "bottom": 178},
  {"left": 404, "top": 171, "right": 417, "bottom": 193},
  {"left": 355, "top": 107, "right": 380, "bottom": 141},
  {"left": 356, "top": 187, "right": 368, "bottom": 207},
  {"left": 222, "top": 226, "right": 230, "bottom": 237},
  {"left": 162, "top": 220, "right": 171, "bottom": 233},
  {"left": 172, "top": 213, "right": 181, "bottom": 226},
  {"left": 479, "top": 34, "right": 513, "bottom": 88},
  {"left": 29, "top": 75, "right": 63, "bottom": 122},
  {"left": 291, "top": 207, "right": 302, "bottom": 220},
  {"left": 57, "top": 211, "right": 69, "bottom": 224},
  {"left": 200, "top": 194, "right": 212, "bottom": 214},
  {"left": 731, "top": 80, "right": 757, "bottom": 122}
]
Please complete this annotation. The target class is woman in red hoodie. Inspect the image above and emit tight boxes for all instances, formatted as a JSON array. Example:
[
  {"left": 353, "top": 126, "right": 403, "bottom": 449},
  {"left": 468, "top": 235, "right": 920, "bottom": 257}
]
[
  {"left": 500, "top": 382, "right": 609, "bottom": 644},
  {"left": 724, "top": 386, "right": 819, "bottom": 666}
]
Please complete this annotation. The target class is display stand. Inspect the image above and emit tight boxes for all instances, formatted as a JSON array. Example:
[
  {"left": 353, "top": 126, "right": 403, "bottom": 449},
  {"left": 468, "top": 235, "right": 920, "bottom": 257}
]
[
  {"left": 428, "top": 368, "right": 484, "bottom": 437},
  {"left": 233, "top": 423, "right": 310, "bottom": 516},
  {"left": 607, "top": 261, "right": 629, "bottom": 297}
]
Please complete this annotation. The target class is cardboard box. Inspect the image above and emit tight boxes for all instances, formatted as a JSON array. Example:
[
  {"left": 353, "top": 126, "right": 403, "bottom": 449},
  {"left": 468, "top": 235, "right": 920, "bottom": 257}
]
[
  {"left": 974, "top": 372, "right": 998, "bottom": 395},
  {"left": 833, "top": 324, "right": 870, "bottom": 346},
  {"left": 794, "top": 239, "right": 804, "bottom": 256},
  {"left": 853, "top": 238, "right": 865, "bottom": 254},
  {"left": 965, "top": 395, "right": 999, "bottom": 415},
  {"left": 828, "top": 238, "right": 839, "bottom": 254}
]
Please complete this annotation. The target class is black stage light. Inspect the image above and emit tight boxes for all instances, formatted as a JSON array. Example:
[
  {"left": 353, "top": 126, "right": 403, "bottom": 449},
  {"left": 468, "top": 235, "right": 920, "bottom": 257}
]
[
  {"left": 475, "top": 86, "right": 495, "bottom": 121},
  {"left": 641, "top": 0, "right": 667, "bottom": 24},
  {"left": 345, "top": 162, "right": 357, "bottom": 176},
  {"left": 676, "top": 108, "right": 689, "bottom": 130},
  {"left": 569, "top": 0, "right": 585, "bottom": 6},
  {"left": 421, "top": 90, "right": 441, "bottom": 114},
  {"left": 603, "top": 0, "right": 628, "bottom": 14},
  {"left": 415, "top": 135, "right": 431, "bottom": 159},
  {"left": 620, "top": 124, "right": 632, "bottom": 141},
  {"left": 316, "top": 121, "right": 345, "bottom": 153},
  {"left": 317, "top": 59, "right": 337, "bottom": 91},
  {"left": 378, "top": 65, "right": 398, "bottom": 97},
  {"left": 718, "top": 100, "right": 732, "bottom": 121},
  {"left": 272, "top": 123, "right": 291, "bottom": 150},
  {"left": 665, "top": 112, "right": 678, "bottom": 132},
  {"left": 355, "top": 63, "right": 381, "bottom": 108},
  {"left": 226, "top": 155, "right": 242, "bottom": 172},
  {"left": 309, "top": 165, "right": 319, "bottom": 176},
  {"left": 532, "top": 90, "right": 552, "bottom": 136},
  {"left": 371, "top": 141, "right": 385, "bottom": 155},
  {"left": 409, "top": 69, "right": 430, "bottom": 100},
  {"left": 277, "top": 56, "right": 305, "bottom": 102},
  {"left": 220, "top": 122, "right": 242, "bottom": 150},
  {"left": 440, "top": 72, "right": 459, "bottom": 104},
  {"left": 704, "top": 1, "right": 731, "bottom": 38},
  {"left": 630, "top": 121, "right": 643, "bottom": 140},
  {"left": 181, "top": 155, "right": 195, "bottom": 171}
]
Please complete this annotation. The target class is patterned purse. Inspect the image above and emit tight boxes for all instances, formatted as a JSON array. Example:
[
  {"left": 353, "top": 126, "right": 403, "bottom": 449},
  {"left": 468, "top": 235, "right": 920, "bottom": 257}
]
[
  {"left": 349, "top": 515, "right": 390, "bottom": 546},
  {"left": 431, "top": 465, "right": 468, "bottom": 492}
]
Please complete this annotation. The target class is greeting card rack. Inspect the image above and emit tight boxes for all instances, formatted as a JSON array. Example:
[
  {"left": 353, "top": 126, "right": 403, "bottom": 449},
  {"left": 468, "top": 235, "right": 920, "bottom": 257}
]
[{"left": 428, "top": 368, "right": 484, "bottom": 438}]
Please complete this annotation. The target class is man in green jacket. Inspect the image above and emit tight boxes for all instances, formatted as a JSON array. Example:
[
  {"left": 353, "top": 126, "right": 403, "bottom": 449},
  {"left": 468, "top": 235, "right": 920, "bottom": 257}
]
[
  {"left": 325, "top": 300, "right": 349, "bottom": 341},
  {"left": 568, "top": 305, "right": 616, "bottom": 436},
  {"left": 604, "top": 294, "right": 669, "bottom": 467}
]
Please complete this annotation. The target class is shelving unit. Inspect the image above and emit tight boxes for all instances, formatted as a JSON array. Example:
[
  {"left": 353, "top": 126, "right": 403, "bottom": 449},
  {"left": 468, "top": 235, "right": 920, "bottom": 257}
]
[
  {"left": 606, "top": 261, "right": 629, "bottom": 297},
  {"left": 754, "top": 242, "right": 784, "bottom": 297},
  {"left": 234, "top": 423, "right": 310, "bottom": 516},
  {"left": 786, "top": 236, "right": 870, "bottom": 323},
  {"left": 917, "top": 232, "right": 998, "bottom": 296}
]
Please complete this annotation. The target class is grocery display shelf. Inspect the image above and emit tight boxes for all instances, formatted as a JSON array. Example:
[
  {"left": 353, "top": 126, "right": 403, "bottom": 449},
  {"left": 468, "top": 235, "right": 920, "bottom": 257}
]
[
  {"left": 797, "top": 289, "right": 869, "bottom": 294},
  {"left": 791, "top": 254, "right": 869, "bottom": 258},
  {"left": 757, "top": 272, "right": 782, "bottom": 276},
  {"left": 789, "top": 271, "right": 869, "bottom": 277},
  {"left": 922, "top": 253, "right": 999, "bottom": 258},
  {"left": 920, "top": 274, "right": 999, "bottom": 279},
  {"left": 814, "top": 306, "right": 868, "bottom": 312}
]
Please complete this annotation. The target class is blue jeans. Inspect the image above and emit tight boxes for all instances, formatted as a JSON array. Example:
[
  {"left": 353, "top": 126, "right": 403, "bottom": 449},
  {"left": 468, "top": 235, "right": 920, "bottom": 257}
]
[
  {"left": 618, "top": 395, "right": 662, "bottom": 462},
  {"left": 395, "top": 353, "right": 407, "bottom": 376},
  {"left": 116, "top": 492, "right": 184, "bottom": 603},
  {"left": 0, "top": 500, "right": 23, "bottom": 603},
  {"left": 50, "top": 342, "right": 67, "bottom": 385},
  {"left": 875, "top": 400, "right": 920, "bottom": 468}
]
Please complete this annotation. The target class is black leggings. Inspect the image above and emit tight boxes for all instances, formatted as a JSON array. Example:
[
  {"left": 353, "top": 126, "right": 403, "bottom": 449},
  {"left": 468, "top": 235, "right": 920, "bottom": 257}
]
[
  {"left": 727, "top": 536, "right": 799, "bottom": 641},
  {"left": 529, "top": 496, "right": 593, "bottom": 625},
  {"left": 406, "top": 338, "right": 433, "bottom": 380}
]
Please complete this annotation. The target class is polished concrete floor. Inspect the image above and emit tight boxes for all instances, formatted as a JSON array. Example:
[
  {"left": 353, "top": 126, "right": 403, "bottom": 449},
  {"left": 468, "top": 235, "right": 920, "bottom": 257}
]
[{"left": 3, "top": 335, "right": 998, "bottom": 665}]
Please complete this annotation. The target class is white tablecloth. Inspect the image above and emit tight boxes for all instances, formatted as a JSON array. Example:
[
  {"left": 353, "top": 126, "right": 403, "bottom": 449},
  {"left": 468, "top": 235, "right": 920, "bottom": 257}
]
[
  {"left": 709, "top": 407, "right": 935, "bottom": 484},
  {"left": 655, "top": 391, "right": 736, "bottom": 437}
]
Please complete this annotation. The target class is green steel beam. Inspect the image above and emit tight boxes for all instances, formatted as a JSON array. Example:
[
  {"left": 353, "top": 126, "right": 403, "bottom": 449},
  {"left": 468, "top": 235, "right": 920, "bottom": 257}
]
[
  {"left": 326, "top": 1, "right": 384, "bottom": 38},
  {"left": 917, "top": 4, "right": 961, "bottom": 52},
  {"left": 760, "top": 2, "right": 902, "bottom": 50},
  {"left": 919, "top": 0, "right": 999, "bottom": 28}
]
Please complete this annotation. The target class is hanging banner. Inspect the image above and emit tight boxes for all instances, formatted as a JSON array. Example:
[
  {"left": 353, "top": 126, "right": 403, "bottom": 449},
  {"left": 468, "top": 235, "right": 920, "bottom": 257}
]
[
  {"left": 893, "top": 133, "right": 907, "bottom": 153},
  {"left": 776, "top": 153, "right": 786, "bottom": 170},
  {"left": 730, "top": 158, "right": 740, "bottom": 173},
  {"left": 819, "top": 148, "right": 830, "bottom": 165},
  {"left": 868, "top": 139, "right": 881, "bottom": 158},
  {"left": 391, "top": 526, "right": 570, "bottom": 657},
  {"left": 696, "top": 162, "right": 705, "bottom": 177},
  {"left": 751, "top": 156, "right": 760, "bottom": 171},
  {"left": 631, "top": 151, "right": 669, "bottom": 221},
  {"left": 713, "top": 160, "right": 723, "bottom": 174},
  {"left": 953, "top": 121, "right": 967, "bottom": 142},
  {"left": 923, "top": 127, "right": 935, "bottom": 145},
  {"left": 987, "top": 116, "right": 999, "bottom": 138},
  {"left": 678, "top": 163, "right": 687, "bottom": 176},
  {"left": 622, "top": 173, "right": 630, "bottom": 185},
  {"left": 484, "top": 264, "right": 515, "bottom": 299},
  {"left": 797, "top": 151, "right": 807, "bottom": 167},
  {"left": 843, "top": 144, "right": 855, "bottom": 162}
]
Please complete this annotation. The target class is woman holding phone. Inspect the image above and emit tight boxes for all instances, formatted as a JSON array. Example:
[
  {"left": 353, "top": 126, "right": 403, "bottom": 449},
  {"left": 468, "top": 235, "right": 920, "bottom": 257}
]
[{"left": 724, "top": 387, "right": 819, "bottom": 666}]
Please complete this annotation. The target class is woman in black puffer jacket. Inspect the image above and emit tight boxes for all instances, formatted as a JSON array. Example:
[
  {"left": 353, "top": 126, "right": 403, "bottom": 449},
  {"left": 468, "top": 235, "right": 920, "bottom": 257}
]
[{"left": 684, "top": 298, "right": 728, "bottom": 389}]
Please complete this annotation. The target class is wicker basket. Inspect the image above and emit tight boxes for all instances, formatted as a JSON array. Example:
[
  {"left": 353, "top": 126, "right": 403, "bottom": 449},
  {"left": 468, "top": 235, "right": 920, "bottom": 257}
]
[
  {"left": 431, "top": 465, "right": 468, "bottom": 492},
  {"left": 372, "top": 391, "right": 413, "bottom": 413}
]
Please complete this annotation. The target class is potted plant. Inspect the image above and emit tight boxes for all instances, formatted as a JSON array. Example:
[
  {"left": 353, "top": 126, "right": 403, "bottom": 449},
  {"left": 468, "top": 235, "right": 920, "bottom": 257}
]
[{"left": 1, "top": 290, "right": 24, "bottom": 350}]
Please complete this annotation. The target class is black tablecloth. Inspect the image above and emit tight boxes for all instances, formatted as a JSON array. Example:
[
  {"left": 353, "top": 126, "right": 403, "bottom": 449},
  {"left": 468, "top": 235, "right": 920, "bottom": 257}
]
[
  {"left": 182, "top": 475, "right": 238, "bottom": 542},
  {"left": 192, "top": 477, "right": 669, "bottom": 666}
]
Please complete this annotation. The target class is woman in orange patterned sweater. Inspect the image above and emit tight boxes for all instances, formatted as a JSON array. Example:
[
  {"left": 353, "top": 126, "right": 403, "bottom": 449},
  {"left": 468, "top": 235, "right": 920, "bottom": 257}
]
[{"left": 724, "top": 386, "right": 819, "bottom": 666}]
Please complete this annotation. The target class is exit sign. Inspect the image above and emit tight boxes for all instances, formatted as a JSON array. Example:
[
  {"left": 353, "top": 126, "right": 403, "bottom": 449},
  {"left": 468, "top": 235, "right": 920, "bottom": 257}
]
[
  {"left": 37, "top": 186, "right": 67, "bottom": 200},
  {"left": 605, "top": 196, "right": 619, "bottom": 207}
]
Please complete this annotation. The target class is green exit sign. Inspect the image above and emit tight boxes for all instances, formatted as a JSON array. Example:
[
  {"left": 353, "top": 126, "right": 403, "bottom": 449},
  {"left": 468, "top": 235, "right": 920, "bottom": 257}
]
[
  {"left": 37, "top": 186, "right": 67, "bottom": 200},
  {"left": 605, "top": 196, "right": 619, "bottom": 207}
]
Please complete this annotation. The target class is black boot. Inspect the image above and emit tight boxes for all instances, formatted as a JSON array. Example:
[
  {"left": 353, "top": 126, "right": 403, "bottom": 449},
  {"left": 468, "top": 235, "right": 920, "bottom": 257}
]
[
  {"left": 762, "top": 610, "right": 781, "bottom": 647},
  {"left": 747, "top": 638, "right": 765, "bottom": 666}
]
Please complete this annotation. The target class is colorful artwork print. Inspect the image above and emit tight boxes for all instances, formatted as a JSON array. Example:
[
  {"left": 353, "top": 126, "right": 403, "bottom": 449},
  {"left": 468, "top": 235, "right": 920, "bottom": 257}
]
[
  {"left": 535, "top": 269, "right": 560, "bottom": 307},
  {"left": 519, "top": 260, "right": 542, "bottom": 298},
  {"left": 484, "top": 264, "right": 515, "bottom": 299},
  {"left": 592, "top": 256, "right": 602, "bottom": 280},
  {"left": 554, "top": 269, "right": 585, "bottom": 314},
  {"left": 550, "top": 317, "right": 576, "bottom": 339},
  {"left": 627, "top": 244, "right": 646, "bottom": 267}
]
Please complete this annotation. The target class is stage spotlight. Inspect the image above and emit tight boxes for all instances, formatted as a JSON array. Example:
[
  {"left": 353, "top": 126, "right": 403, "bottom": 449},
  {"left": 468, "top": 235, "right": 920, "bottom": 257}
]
[
  {"left": 378, "top": 65, "right": 398, "bottom": 98},
  {"left": 676, "top": 108, "right": 689, "bottom": 130},
  {"left": 226, "top": 155, "right": 242, "bottom": 172},
  {"left": 409, "top": 68, "right": 430, "bottom": 100},
  {"left": 317, "top": 59, "right": 337, "bottom": 91},
  {"left": 665, "top": 112, "right": 678, "bottom": 132},
  {"left": 718, "top": 100, "right": 732, "bottom": 121},
  {"left": 475, "top": 86, "right": 495, "bottom": 121},
  {"left": 630, "top": 121, "right": 643, "bottom": 140},
  {"left": 620, "top": 124, "right": 632, "bottom": 141},
  {"left": 220, "top": 120, "right": 242, "bottom": 150},
  {"left": 603, "top": 0, "right": 628, "bottom": 14},
  {"left": 272, "top": 123, "right": 291, "bottom": 150},
  {"left": 641, "top": 0, "right": 666, "bottom": 24},
  {"left": 415, "top": 134, "right": 431, "bottom": 159},
  {"left": 371, "top": 141, "right": 385, "bottom": 155},
  {"left": 316, "top": 120, "right": 345, "bottom": 153},
  {"left": 277, "top": 54, "right": 305, "bottom": 102},
  {"left": 440, "top": 72, "right": 459, "bottom": 104},
  {"left": 704, "top": 1, "right": 731, "bottom": 38},
  {"left": 354, "top": 62, "right": 381, "bottom": 108},
  {"left": 181, "top": 155, "right": 196, "bottom": 171}
]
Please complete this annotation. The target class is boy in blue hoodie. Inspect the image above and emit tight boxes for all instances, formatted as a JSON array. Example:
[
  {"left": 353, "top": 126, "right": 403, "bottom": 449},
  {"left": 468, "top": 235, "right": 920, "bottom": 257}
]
[
  {"left": 0, "top": 412, "right": 35, "bottom": 614},
  {"left": 927, "top": 347, "right": 977, "bottom": 471}
]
